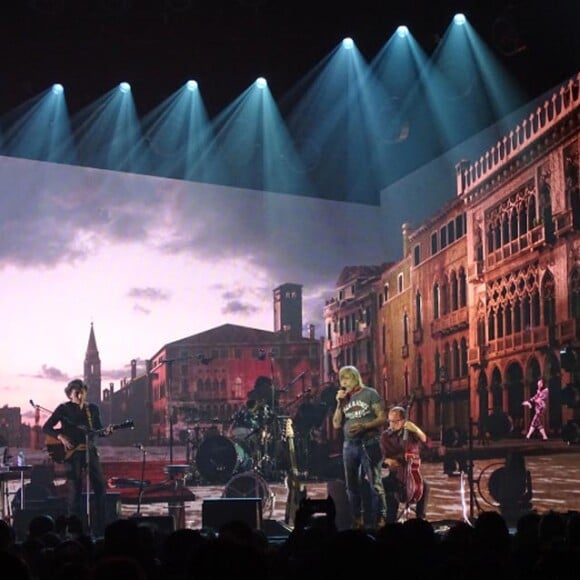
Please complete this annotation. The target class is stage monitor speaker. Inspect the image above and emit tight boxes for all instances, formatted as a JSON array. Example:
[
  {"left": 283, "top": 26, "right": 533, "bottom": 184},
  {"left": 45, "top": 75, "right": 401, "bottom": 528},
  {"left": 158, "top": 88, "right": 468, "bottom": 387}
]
[
  {"left": 12, "top": 498, "right": 67, "bottom": 541},
  {"left": 202, "top": 497, "right": 262, "bottom": 531}
]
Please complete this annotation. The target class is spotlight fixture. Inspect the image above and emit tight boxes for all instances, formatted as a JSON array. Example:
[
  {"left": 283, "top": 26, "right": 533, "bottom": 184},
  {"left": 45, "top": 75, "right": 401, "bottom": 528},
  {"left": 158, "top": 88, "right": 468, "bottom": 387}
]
[
  {"left": 255, "top": 77, "right": 267, "bottom": 89},
  {"left": 342, "top": 37, "right": 354, "bottom": 50},
  {"left": 396, "top": 25, "right": 409, "bottom": 38}
]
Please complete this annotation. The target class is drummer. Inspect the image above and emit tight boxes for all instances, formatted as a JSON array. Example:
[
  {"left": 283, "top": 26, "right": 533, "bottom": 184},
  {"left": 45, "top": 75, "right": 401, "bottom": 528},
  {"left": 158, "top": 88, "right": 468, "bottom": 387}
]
[{"left": 247, "top": 375, "right": 278, "bottom": 422}]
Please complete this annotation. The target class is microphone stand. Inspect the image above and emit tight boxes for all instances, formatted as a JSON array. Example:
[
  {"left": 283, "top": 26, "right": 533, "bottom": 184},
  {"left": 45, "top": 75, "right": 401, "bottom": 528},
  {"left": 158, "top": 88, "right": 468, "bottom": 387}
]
[
  {"left": 136, "top": 446, "right": 147, "bottom": 516},
  {"left": 85, "top": 431, "right": 91, "bottom": 533},
  {"left": 29, "top": 400, "right": 53, "bottom": 415},
  {"left": 268, "top": 354, "right": 278, "bottom": 473}
]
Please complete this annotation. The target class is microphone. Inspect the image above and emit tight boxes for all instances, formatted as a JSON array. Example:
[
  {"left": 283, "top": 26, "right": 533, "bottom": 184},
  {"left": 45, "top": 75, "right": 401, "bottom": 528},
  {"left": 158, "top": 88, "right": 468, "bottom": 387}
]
[
  {"left": 30, "top": 399, "right": 36, "bottom": 408},
  {"left": 134, "top": 443, "right": 145, "bottom": 451}
]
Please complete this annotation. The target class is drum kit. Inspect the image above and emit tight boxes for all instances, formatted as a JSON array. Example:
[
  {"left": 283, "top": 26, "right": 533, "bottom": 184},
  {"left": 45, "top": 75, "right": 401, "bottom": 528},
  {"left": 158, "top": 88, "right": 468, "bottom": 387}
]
[
  {"left": 183, "top": 400, "right": 284, "bottom": 488},
  {"left": 183, "top": 383, "right": 336, "bottom": 518}
]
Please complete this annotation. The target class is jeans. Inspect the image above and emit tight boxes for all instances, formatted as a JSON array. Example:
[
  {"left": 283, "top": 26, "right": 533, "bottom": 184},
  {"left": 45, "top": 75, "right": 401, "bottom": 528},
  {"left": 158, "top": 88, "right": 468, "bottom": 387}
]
[
  {"left": 343, "top": 438, "right": 386, "bottom": 525},
  {"left": 64, "top": 447, "right": 107, "bottom": 536}
]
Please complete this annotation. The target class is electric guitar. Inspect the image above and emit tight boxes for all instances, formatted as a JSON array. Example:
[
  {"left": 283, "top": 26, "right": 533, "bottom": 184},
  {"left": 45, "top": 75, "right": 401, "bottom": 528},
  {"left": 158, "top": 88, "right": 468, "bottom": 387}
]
[
  {"left": 45, "top": 419, "right": 135, "bottom": 463},
  {"left": 284, "top": 418, "right": 307, "bottom": 527}
]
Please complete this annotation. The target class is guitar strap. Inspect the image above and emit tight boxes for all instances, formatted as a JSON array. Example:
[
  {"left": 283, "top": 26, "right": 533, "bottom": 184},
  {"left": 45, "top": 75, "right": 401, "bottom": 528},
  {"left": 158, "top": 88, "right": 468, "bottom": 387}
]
[{"left": 85, "top": 405, "right": 93, "bottom": 430}]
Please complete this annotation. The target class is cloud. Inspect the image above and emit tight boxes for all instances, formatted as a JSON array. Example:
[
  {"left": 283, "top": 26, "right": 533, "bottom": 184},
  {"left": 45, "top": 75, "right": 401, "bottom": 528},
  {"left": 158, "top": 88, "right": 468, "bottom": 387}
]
[
  {"left": 133, "top": 304, "right": 151, "bottom": 315},
  {"left": 35, "top": 365, "right": 69, "bottom": 382},
  {"left": 128, "top": 287, "right": 170, "bottom": 301},
  {"left": 221, "top": 299, "right": 260, "bottom": 317},
  {"left": 0, "top": 160, "right": 386, "bottom": 305}
]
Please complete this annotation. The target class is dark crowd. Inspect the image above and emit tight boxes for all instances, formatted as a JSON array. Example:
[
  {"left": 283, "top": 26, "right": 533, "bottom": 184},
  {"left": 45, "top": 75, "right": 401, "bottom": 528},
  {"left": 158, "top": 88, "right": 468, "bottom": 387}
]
[{"left": 1, "top": 503, "right": 579, "bottom": 580}]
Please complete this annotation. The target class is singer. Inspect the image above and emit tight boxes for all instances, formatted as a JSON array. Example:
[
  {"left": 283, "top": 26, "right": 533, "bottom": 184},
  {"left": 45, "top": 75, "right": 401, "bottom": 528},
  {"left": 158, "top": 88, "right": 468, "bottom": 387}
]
[
  {"left": 332, "top": 365, "right": 387, "bottom": 530},
  {"left": 42, "top": 379, "right": 113, "bottom": 537}
]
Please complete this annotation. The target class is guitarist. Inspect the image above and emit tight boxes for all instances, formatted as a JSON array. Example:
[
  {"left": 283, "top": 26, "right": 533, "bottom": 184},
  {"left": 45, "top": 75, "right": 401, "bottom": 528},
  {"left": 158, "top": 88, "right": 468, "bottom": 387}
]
[
  {"left": 380, "top": 405, "right": 429, "bottom": 523},
  {"left": 42, "top": 379, "right": 113, "bottom": 537}
]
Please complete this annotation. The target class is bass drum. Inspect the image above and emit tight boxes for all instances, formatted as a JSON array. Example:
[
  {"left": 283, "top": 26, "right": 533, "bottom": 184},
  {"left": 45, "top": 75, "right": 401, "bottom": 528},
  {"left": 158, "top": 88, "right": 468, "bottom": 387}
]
[
  {"left": 222, "top": 471, "right": 274, "bottom": 518},
  {"left": 196, "top": 435, "right": 253, "bottom": 484}
]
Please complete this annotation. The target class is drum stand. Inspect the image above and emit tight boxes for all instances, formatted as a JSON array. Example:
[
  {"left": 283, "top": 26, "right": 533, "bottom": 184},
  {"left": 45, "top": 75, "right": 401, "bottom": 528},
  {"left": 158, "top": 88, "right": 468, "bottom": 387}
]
[{"left": 164, "top": 465, "right": 191, "bottom": 529}]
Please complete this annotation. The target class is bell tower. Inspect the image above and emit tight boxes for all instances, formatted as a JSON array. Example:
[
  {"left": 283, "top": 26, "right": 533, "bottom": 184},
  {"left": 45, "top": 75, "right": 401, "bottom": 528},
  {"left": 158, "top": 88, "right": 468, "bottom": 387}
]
[
  {"left": 273, "top": 283, "right": 303, "bottom": 340},
  {"left": 84, "top": 322, "right": 102, "bottom": 404}
]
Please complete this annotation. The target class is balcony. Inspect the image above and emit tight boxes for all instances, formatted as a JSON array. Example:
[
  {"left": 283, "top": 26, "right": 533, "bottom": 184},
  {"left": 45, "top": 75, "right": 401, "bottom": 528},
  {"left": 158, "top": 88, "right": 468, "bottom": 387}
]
[
  {"left": 557, "top": 319, "right": 580, "bottom": 343},
  {"left": 487, "top": 326, "right": 549, "bottom": 357},
  {"left": 467, "top": 261, "right": 483, "bottom": 282},
  {"left": 554, "top": 208, "right": 574, "bottom": 237},
  {"left": 431, "top": 306, "right": 469, "bottom": 337},
  {"left": 467, "top": 345, "right": 487, "bottom": 367},
  {"left": 485, "top": 223, "right": 545, "bottom": 270}
]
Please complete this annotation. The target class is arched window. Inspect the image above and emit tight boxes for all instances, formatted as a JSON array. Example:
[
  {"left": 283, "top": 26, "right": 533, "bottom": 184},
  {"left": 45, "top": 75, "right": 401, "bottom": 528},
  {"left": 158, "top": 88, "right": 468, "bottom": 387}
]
[
  {"left": 541, "top": 271, "right": 556, "bottom": 326},
  {"left": 514, "top": 297, "right": 522, "bottom": 332},
  {"left": 488, "top": 309, "right": 496, "bottom": 340},
  {"left": 502, "top": 214, "right": 509, "bottom": 247},
  {"left": 522, "top": 294, "right": 531, "bottom": 329},
  {"left": 452, "top": 340, "right": 460, "bottom": 379},
  {"left": 450, "top": 270, "right": 458, "bottom": 311},
  {"left": 531, "top": 291, "right": 541, "bottom": 327},
  {"left": 487, "top": 224, "right": 494, "bottom": 253},
  {"left": 519, "top": 202, "right": 528, "bottom": 235},
  {"left": 459, "top": 267, "right": 467, "bottom": 308},
  {"left": 441, "top": 275, "right": 449, "bottom": 316},
  {"left": 443, "top": 344, "right": 451, "bottom": 384},
  {"left": 460, "top": 338, "right": 468, "bottom": 377},
  {"left": 528, "top": 195, "right": 537, "bottom": 226},
  {"left": 415, "top": 291, "right": 423, "bottom": 330},
  {"left": 497, "top": 304, "right": 504, "bottom": 338},
  {"left": 494, "top": 220, "right": 501, "bottom": 250},
  {"left": 505, "top": 301, "right": 513, "bottom": 336},
  {"left": 403, "top": 312, "right": 409, "bottom": 347},
  {"left": 510, "top": 208, "right": 518, "bottom": 241}
]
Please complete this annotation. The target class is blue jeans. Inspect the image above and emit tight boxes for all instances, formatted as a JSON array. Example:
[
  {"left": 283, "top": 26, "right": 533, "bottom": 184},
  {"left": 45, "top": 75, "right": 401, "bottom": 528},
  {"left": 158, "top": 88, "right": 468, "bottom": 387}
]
[{"left": 343, "top": 438, "right": 386, "bottom": 525}]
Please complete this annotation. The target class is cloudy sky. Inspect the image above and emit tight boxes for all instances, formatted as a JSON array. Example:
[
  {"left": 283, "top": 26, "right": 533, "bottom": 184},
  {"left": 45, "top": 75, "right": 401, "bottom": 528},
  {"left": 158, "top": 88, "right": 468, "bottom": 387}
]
[{"left": 0, "top": 155, "right": 388, "bottom": 422}]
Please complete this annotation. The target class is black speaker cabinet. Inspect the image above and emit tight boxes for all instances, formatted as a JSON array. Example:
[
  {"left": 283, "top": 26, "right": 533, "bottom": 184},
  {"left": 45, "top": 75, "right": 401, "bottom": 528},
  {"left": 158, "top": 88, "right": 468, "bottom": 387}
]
[
  {"left": 12, "top": 498, "right": 67, "bottom": 541},
  {"left": 13, "top": 492, "right": 121, "bottom": 541},
  {"left": 202, "top": 497, "right": 262, "bottom": 531}
]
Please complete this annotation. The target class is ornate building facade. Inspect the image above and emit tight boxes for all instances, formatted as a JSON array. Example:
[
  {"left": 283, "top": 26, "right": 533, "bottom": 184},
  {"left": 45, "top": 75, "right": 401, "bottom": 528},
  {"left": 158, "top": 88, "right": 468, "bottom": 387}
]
[
  {"left": 324, "top": 73, "right": 580, "bottom": 442},
  {"left": 461, "top": 73, "right": 580, "bottom": 440}
]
